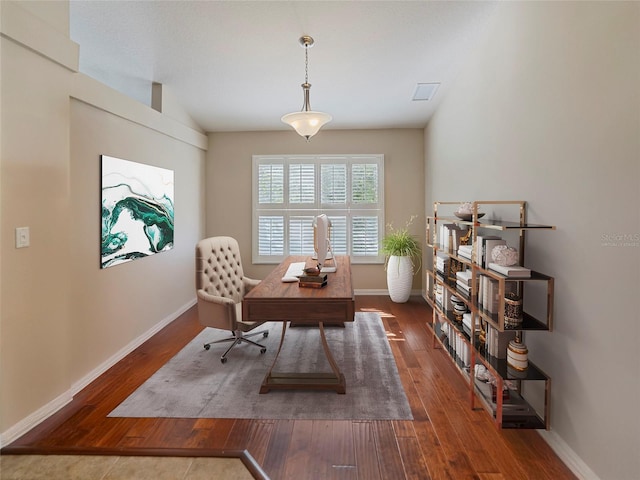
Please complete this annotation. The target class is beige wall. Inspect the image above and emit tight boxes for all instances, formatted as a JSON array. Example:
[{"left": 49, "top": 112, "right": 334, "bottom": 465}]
[
  {"left": 207, "top": 129, "right": 425, "bottom": 291},
  {"left": 425, "top": 2, "right": 639, "bottom": 479},
  {"left": 1, "top": 15, "right": 75, "bottom": 437},
  {"left": 0, "top": 1, "right": 206, "bottom": 441},
  {"left": 69, "top": 98, "right": 205, "bottom": 383}
]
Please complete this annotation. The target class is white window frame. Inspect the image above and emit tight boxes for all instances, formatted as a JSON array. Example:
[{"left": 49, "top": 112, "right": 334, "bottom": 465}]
[{"left": 252, "top": 154, "right": 385, "bottom": 264}]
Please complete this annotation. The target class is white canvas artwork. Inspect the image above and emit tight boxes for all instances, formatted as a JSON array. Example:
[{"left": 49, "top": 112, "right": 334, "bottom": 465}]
[{"left": 101, "top": 155, "right": 174, "bottom": 268}]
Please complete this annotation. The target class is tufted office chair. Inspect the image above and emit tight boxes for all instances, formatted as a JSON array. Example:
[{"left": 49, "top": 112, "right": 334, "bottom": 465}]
[{"left": 195, "top": 236, "right": 268, "bottom": 363}]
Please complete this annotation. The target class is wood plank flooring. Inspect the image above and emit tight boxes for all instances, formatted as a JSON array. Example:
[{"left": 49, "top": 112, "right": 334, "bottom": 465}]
[{"left": 3, "top": 296, "right": 576, "bottom": 479}]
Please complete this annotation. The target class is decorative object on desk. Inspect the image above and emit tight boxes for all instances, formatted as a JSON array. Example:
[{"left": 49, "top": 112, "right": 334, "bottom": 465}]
[
  {"left": 382, "top": 215, "right": 421, "bottom": 303},
  {"left": 454, "top": 201, "right": 485, "bottom": 221},
  {"left": 491, "top": 244, "right": 519, "bottom": 266},
  {"left": 507, "top": 333, "right": 529, "bottom": 371},
  {"left": 304, "top": 266, "right": 321, "bottom": 276},
  {"left": 108, "top": 313, "right": 413, "bottom": 421},
  {"left": 504, "top": 292, "right": 523, "bottom": 328},
  {"left": 313, "top": 214, "right": 336, "bottom": 273}
]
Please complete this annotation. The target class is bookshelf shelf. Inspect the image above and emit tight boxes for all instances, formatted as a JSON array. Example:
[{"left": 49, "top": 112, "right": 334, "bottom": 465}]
[{"left": 426, "top": 201, "right": 554, "bottom": 430}]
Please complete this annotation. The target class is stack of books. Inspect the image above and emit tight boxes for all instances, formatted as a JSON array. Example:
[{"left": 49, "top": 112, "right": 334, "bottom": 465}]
[
  {"left": 435, "top": 252, "right": 449, "bottom": 279},
  {"left": 298, "top": 274, "right": 328, "bottom": 288},
  {"left": 457, "top": 244, "right": 473, "bottom": 261},
  {"left": 462, "top": 312, "right": 481, "bottom": 337},
  {"left": 456, "top": 269, "right": 472, "bottom": 295}
]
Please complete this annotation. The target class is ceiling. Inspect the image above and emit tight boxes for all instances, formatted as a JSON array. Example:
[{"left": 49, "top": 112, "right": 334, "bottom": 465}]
[{"left": 69, "top": 1, "right": 498, "bottom": 133}]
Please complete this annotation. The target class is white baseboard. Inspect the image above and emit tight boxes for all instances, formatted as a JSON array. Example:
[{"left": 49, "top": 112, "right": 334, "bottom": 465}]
[
  {"left": 0, "top": 298, "right": 197, "bottom": 447},
  {"left": 355, "top": 289, "right": 388, "bottom": 295},
  {"left": 0, "top": 390, "right": 73, "bottom": 448},
  {"left": 70, "top": 298, "right": 196, "bottom": 395},
  {"left": 538, "top": 429, "right": 600, "bottom": 480},
  {"left": 355, "top": 289, "right": 423, "bottom": 296}
]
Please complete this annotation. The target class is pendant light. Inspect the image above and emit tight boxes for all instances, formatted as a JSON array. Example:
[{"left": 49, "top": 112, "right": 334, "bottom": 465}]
[{"left": 281, "top": 36, "right": 332, "bottom": 141}]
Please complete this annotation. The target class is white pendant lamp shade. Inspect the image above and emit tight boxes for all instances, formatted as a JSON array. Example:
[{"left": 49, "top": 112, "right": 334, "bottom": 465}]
[
  {"left": 282, "top": 36, "right": 332, "bottom": 141},
  {"left": 281, "top": 111, "right": 332, "bottom": 140}
]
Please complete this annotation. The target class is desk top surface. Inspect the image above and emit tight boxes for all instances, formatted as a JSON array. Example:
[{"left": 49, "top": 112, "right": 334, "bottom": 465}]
[{"left": 244, "top": 255, "right": 354, "bottom": 302}]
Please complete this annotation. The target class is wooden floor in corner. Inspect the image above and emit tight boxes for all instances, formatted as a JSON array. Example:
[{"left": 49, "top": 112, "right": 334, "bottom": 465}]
[{"left": 5, "top": 296, "right": 576, "bottom": 480}]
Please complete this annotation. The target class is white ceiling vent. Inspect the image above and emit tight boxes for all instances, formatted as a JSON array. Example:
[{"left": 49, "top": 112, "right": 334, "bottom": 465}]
[{"left": 412, "top": 83, "right": 440, "bottom": 101}]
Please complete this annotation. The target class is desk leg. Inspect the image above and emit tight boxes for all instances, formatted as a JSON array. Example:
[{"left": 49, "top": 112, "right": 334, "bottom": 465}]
[
  {"left": 260, "top": 322, "right": 288, "bottom": 393},
  {"left": 260, "top": 321, "right": 346, "bottom": 394},
  {"left": 319, "top": 322, "right": 342, "bottom": 383}
]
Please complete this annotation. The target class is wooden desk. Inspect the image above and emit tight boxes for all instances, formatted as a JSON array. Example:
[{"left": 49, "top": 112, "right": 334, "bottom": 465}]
[{"left": 243, "top": 255, "right": 355, "bottom": 394}]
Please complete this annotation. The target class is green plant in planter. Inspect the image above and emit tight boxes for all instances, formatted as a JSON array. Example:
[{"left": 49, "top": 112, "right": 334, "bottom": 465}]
[{"left": 381, "top": 215, "right": 421, "bottom": 271}]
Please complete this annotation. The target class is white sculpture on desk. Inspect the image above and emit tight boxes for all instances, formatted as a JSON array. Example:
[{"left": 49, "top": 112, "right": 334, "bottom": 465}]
[{"left": 313, "top": 214, "right": 336, "bottom": 273}]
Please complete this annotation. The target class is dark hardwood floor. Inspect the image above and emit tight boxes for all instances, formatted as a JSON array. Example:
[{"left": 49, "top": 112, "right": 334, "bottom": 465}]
[{"left": 4, "top": 296, "right": 575, "bottom": 479}]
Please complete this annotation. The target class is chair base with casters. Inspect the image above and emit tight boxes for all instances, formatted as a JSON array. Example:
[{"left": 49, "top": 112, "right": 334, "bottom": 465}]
[{"left": 204, "top": 329, "right": 269, "bottom": 364}]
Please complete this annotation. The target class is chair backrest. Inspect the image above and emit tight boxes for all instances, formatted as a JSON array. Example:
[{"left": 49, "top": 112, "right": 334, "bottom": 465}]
[{"left": 195, "top": 236, "right": 246, "bottom": 304}]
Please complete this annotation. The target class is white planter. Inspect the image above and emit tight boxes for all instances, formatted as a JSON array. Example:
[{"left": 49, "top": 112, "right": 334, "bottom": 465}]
[{"left": 386, "top": 255, "right": 414, "bottom": 303}]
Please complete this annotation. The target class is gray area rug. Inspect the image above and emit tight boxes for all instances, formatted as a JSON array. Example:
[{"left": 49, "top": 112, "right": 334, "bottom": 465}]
[{"left": 109, "top": 312, "right": 413, "bottom": 420}]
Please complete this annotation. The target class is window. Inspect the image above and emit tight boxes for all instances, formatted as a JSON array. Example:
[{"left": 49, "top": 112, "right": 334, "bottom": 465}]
[{"left": 252, "top": 155, "right": 384, "bottom": 264}]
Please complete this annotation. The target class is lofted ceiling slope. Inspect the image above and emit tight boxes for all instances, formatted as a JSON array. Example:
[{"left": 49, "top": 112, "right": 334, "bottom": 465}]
[{"left": 70, "top": 1, "right": 498, "bottom": 133}]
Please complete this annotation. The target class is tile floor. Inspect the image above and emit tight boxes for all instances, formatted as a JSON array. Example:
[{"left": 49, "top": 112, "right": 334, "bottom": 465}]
[{"left": 0, "top": 455, "right": 254, "bottom": 480}]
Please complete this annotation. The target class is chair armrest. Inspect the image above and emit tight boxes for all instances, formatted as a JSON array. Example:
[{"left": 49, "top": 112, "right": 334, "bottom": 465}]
[
  {"left": 197, "top": 289, "right": 235, "bottom": 306},
  {"left": 196, "top": 289, "right": 236, "bottom": 330},
  {"left": 243, "top": 277, "right": 261, "bottom": 294}
]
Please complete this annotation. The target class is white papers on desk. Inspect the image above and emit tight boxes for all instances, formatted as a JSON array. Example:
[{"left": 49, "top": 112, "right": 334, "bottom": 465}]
[{"left": 282, "top": 261, "right": 306, "bottom": 282}]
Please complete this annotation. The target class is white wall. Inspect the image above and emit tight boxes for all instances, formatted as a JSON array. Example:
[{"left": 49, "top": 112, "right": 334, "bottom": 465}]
[
  {"left": 0, "top": 1, "right": 207, "bottom": 442},
  {"left": 424, "top": 2, "right": 639, "bottom": 479}
]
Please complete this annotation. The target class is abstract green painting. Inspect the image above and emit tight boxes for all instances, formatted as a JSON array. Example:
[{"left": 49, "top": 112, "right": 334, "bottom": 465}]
[{"left": 101, "top": 155, "right": 174, "bottom": 268}]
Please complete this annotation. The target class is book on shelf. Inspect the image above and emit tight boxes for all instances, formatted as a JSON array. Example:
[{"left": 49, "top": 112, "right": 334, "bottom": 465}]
[
  {"left": 456, "top": 280, "right": 471, "bottom": 294},
  {"left": 435, "top": 252, "right": 449, "bottom": 276},
  {"left": 480, "top": 276, "right": 500, "bottom": 314},
  {"left": 457, "top": 244, "right": 473, "bottom": 260},
  {"left": 475, "top": 236, "right": 503, "bottom": 267},
  {"left": 488, "top": 263, "right": 531, "bottom": 278},
  {"left": 485, "top": 325, "right": 517, "bottom": 359},
  {"left": 439, "top": 224, "right": 467, "bottom": 253},
  {"left": 456, "top": 269, "right": 472, "bottom": 286},
  {"left": 462, "top": 312, "right": 480, "bottom": 336}
]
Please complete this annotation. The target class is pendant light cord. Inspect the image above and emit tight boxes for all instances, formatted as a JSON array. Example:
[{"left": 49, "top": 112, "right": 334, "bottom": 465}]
[{"left": 304, "top": 44, "right": 309, "bottom": 84}]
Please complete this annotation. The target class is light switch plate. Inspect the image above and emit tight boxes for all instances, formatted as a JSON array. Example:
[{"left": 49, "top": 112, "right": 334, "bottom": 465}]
[{"left": 16, "top": 227, "right": 30, "bottom": 248}]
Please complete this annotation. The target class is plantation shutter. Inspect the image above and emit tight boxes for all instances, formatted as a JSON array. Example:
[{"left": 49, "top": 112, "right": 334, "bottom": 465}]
[
  {"left": 253, "top": 155, "right": 384, "bottom": 264},
  {"left": 289, "top": 216, "right": 315, "bottom": 255}
]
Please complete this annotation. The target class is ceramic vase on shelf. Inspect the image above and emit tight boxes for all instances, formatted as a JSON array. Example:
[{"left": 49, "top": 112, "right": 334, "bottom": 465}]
[{"left": 386, "top": 255, "right": 413, "bottom": 303}]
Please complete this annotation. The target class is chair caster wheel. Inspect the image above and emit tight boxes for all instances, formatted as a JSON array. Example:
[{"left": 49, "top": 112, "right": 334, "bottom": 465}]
[
  {"left": 260, "top": 348, "right": 267, "bottom": 354},
  {"left": 263, "top": 332, "right": 269, "bottom": 338},
  {"left": 220, "top": 357, "right": 228, "bottom": 364},
  {"left": 204, "top": 344, "right": 210, "bottom": 350}
]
